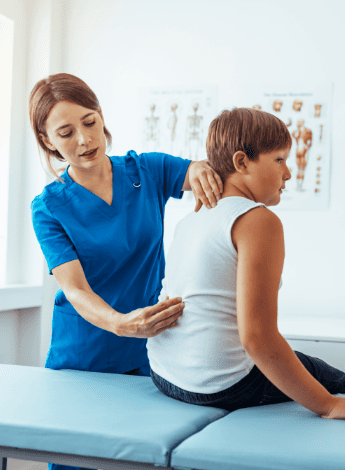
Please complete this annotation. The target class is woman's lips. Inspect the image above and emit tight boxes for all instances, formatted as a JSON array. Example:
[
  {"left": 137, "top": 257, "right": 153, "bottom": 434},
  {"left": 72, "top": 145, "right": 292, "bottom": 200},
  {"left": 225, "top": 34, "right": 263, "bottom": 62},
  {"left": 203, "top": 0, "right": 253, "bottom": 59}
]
[{"left": 80, "top": 148, "right": 98, "bottom": 157}]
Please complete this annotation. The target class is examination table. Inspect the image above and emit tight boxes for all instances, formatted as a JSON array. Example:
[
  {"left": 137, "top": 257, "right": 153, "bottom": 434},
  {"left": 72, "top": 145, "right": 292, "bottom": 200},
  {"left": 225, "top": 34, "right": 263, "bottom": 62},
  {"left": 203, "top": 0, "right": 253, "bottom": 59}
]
[{"left": 0, "top": 364, "right": 344, "bottom": 470}]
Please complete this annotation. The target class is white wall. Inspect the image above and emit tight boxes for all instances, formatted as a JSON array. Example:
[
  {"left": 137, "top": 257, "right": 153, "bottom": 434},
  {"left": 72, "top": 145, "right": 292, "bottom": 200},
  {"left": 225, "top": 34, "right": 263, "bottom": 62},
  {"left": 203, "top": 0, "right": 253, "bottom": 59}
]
[
  {"left": 0, "top": 0, "right": 63, "bottom": 368},
  {"left": 59, "top": 0, "right": 345, "bottom": 318},
  {"left": 0, "top": 310, "right": 19, "bottom": 364},
  {"left": 0, "top": 0, "right": 31, "bottom": 366},
  {"left": 0, "top": 0, "right": 29, "bottom": 286}
]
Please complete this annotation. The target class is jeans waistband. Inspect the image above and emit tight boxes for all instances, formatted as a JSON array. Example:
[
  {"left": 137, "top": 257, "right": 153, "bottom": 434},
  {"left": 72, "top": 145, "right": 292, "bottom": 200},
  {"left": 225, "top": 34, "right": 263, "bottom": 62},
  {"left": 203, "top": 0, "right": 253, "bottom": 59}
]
[{"left": 150, "top": 366, "right": 262, "bottom": 406}]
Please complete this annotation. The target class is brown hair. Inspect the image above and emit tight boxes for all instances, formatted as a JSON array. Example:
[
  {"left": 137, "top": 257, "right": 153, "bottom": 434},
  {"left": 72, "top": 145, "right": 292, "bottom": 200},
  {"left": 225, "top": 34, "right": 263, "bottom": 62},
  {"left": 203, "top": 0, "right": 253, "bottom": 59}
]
[
  {"left": 206, "top": 108, "right": 292, "bottom": 182},
  {"left": 29, "top": 73, "right": 112, "bottom": 182}
]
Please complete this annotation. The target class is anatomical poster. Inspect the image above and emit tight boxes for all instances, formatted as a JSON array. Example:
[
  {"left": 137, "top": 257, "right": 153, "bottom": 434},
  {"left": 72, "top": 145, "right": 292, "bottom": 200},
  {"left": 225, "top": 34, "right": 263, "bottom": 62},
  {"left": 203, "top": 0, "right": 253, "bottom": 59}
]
[
  {"left": 245, "top": 83, "right": 333, "bottom": 211},
  {"left": 137, "top": 85, "right": 218, "bottom": 162}
]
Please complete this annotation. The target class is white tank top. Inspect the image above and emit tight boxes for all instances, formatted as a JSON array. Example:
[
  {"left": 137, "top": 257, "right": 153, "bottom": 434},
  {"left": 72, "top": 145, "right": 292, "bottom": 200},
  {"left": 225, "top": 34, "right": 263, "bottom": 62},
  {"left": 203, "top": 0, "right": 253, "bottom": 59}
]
[{"left": 147, "top": 196, "right": 282, "bottom": 393}]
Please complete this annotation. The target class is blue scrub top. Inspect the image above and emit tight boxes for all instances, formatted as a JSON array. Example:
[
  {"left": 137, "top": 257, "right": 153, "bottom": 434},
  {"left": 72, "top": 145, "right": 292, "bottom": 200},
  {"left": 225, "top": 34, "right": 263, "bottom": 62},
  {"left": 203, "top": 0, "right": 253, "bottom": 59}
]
[{"left": 31, "top": 150, "right": 191, "bottom": 373}]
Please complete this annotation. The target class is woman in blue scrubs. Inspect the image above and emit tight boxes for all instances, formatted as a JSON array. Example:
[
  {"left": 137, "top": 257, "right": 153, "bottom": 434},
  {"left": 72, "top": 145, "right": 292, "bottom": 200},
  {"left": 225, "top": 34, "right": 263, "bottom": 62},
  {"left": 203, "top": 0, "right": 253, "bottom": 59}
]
[{"left": 30, "top": 73, "right": 222, "bottom": 470}]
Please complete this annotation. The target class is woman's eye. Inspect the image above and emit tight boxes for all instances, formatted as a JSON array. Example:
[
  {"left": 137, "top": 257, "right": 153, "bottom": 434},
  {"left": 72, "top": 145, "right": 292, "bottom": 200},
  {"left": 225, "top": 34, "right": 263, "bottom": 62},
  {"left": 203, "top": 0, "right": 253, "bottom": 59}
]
[
  {"left": 85, "top": 121, "right": 95, "bottom": 127},
  {"left": 60, "top": 131, "right": 72, "bottom": 138}
]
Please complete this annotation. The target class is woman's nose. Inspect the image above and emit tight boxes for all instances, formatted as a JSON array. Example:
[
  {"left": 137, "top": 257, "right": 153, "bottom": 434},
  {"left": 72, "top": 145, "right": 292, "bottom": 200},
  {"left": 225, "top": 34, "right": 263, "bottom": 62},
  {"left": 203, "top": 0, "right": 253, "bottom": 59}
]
[{"left": 77, "top": 129, "right": 91, "bottom": 145}]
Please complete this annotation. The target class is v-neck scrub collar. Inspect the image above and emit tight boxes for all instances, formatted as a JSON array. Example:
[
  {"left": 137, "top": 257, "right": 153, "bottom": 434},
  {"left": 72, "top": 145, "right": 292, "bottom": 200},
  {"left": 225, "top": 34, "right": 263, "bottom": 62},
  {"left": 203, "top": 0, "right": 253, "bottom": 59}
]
[{"left": 61, "top": 156, "right": 123, "bottom": 218}]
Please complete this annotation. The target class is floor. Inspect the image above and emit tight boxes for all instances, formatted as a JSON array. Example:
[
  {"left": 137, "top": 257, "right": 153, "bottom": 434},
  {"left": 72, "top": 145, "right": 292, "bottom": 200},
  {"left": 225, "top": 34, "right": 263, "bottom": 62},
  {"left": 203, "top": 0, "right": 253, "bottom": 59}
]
[
  {"left": 7, "top": 460, "right": 47, "bottom": 470},
  {"left": 6, "top": 461, "right": 103, "bottom": 470}
]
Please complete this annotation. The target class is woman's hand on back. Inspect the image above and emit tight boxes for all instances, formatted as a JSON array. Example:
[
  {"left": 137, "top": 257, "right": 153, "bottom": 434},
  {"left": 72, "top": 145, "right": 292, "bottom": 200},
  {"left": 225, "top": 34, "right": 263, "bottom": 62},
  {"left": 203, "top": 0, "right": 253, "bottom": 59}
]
[
  {"left": 115, "top": 296, "right": 184, "bottom": 338},
  {"left": 53, "top": 260, "right": 184, "bottom": 339}
]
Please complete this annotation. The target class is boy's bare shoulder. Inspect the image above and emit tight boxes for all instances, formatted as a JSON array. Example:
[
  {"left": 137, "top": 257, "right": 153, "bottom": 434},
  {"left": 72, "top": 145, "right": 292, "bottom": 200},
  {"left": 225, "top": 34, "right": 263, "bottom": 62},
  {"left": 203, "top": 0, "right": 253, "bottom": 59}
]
[
  {"left": 232, "top": 206, "right": 283, "bottom": 251},
  {"left": 238, "top": 205, "right": 282, "bottom": 229}
]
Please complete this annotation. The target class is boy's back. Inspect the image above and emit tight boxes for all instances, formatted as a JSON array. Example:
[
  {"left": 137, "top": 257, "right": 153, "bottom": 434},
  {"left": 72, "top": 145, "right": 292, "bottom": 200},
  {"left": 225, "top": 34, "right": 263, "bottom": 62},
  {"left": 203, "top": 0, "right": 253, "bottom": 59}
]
[{"left": 147, "top": 196, "right": 270, "bottom": 394}]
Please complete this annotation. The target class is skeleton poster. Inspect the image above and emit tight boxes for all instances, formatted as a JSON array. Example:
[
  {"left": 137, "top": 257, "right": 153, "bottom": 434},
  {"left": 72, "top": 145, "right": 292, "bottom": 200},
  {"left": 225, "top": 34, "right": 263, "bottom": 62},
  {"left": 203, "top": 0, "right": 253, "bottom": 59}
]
[
  {"left": 138, "top": 86, "right": 218, "bottom": 162},
  {"left": 246, "top": 84, "right": 333, "bottom": 211}
]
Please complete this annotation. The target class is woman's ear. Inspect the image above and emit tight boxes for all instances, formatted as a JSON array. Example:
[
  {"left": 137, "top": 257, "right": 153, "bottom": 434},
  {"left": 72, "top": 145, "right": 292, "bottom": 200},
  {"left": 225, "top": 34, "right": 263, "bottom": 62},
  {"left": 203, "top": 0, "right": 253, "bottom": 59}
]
[
  {"left": 39, "top": 133, "right": 57, "bottom": 152},
  {"left": 232, "top": 151, "right": 249, "bottom": 174}
]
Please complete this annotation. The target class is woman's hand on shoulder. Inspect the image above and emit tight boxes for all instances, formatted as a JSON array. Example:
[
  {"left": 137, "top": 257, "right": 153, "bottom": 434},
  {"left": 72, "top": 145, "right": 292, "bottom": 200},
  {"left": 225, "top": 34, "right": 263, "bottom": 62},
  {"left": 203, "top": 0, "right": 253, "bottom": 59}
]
[
  {"left": 183, "top": 160, "right": 223, "bottom": 212},
  {"left": 115, "top": 296, "right": 184, "bottom": 338}
]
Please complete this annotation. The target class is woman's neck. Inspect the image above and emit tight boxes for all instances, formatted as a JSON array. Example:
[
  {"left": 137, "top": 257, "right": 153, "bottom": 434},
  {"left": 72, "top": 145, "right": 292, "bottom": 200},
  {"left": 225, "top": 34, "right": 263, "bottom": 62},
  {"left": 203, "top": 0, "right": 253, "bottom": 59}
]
[{"left": 68, "top": 154, "right": 112, "bottom": 188}]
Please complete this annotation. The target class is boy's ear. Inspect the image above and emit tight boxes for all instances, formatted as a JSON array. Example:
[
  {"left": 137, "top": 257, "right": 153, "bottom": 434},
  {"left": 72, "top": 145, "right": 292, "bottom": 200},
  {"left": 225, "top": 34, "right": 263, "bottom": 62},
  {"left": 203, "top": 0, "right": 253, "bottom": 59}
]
[{"left": 232, "top": 151, "right": 249, "bottom": 174}]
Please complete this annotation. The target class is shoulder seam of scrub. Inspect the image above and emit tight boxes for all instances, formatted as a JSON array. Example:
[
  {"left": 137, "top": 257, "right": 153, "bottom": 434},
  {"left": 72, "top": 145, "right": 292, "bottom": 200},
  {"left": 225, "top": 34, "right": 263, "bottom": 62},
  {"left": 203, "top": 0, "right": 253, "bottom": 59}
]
[
  {"left": 33, "top": 186, "right": 76, "bottom": 213},
  {"left": 139, "top": 159, "right": 159, "bottom": 186},
  {"left": 31, "top": 196, "right": 57, "bottom": 221},
  {"left": 33, "top": 178, "right": 67, "bottom": 201}
]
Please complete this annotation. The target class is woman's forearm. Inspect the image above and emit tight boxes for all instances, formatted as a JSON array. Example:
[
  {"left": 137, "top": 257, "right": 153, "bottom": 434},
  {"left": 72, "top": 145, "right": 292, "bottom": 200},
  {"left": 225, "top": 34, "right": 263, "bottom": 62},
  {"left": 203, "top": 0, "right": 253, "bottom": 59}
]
[
  {"left": 245, "top": 332, "right": 337, "bottom": 416},
  {"left": 65, "top": 287, "right": 184, "bottom": 339},
  {"left": 67, "top": 288, "right": 121, "bottom": 334}
]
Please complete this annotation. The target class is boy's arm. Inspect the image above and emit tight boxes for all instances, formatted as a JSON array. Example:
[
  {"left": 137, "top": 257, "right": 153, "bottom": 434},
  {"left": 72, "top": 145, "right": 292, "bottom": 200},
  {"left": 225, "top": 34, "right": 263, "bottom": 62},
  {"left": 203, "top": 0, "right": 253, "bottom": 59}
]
[{"left": 233, "top": 207, "right": 337, "bottom": 417}]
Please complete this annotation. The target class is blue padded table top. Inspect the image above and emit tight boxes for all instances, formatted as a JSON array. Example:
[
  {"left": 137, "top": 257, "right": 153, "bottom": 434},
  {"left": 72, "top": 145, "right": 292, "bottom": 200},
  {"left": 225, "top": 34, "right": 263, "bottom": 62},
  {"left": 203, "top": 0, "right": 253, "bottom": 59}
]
[
  {"left": 171, "top": 396, "right": 345, "bottom": 470},
  {"left": 0, "top": 365, "right": 228, "bottom": 467}
]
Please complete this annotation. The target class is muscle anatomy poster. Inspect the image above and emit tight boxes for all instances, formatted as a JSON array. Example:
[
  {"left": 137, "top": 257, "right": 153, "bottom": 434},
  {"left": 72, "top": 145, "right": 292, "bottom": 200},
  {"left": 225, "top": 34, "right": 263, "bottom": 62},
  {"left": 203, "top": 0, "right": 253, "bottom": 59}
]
[{"left": 246, "top": 84, "right": 333, "bottom": 211}]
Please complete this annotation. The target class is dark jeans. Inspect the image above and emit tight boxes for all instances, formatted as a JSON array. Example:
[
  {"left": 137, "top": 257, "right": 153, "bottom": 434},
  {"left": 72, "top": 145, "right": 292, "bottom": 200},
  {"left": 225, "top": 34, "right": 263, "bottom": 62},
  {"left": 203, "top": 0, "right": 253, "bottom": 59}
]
[{"left": 150, "top": 351, "right": 345, "bottom": 413}]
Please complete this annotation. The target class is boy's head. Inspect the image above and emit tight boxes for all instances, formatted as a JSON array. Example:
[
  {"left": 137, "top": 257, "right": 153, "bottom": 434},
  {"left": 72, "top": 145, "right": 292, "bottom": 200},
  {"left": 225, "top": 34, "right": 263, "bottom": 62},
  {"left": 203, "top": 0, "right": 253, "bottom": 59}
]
[{"left": 206, "top": 108, "right": 292, "bottom": 183}]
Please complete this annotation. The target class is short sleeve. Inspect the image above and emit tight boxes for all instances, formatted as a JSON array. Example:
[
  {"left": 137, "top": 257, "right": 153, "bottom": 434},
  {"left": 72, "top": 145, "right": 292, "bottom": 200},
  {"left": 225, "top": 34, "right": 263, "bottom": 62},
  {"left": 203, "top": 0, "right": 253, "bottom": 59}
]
[
  {"left": 139, "top": 152, "right": 191, "bottom": 204},
  {"left": 31, "top": 198, "right": 79, "bottom": 274}
]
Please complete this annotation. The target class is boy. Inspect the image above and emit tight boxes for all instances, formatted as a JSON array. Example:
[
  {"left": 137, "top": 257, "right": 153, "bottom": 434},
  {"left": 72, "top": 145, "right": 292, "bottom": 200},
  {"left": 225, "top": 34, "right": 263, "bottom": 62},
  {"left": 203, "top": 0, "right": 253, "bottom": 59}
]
[{"left": 147, "top": 108, "right": 345, "bottom": 419}]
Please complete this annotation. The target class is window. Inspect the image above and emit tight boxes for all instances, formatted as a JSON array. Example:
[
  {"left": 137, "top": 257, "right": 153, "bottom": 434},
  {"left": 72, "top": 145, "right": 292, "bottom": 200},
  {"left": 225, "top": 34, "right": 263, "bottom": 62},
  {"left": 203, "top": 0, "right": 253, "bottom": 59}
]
[{"left": 0, "top": 13, "right": 14, "bottom": 284}]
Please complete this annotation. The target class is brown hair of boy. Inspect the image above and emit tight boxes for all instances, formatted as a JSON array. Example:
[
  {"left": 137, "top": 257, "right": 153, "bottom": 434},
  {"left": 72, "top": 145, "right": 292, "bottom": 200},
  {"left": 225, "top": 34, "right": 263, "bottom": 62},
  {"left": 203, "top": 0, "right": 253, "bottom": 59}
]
[{"left": 206, "top": 108, "right": 292, "bottom": 183}]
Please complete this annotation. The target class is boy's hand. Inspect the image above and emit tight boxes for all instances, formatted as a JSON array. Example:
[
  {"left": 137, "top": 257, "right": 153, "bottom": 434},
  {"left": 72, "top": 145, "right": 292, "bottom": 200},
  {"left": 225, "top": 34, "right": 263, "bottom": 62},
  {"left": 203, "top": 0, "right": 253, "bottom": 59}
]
[{"left": 321, "top": 396, "right": 345, "bottom": 420}]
